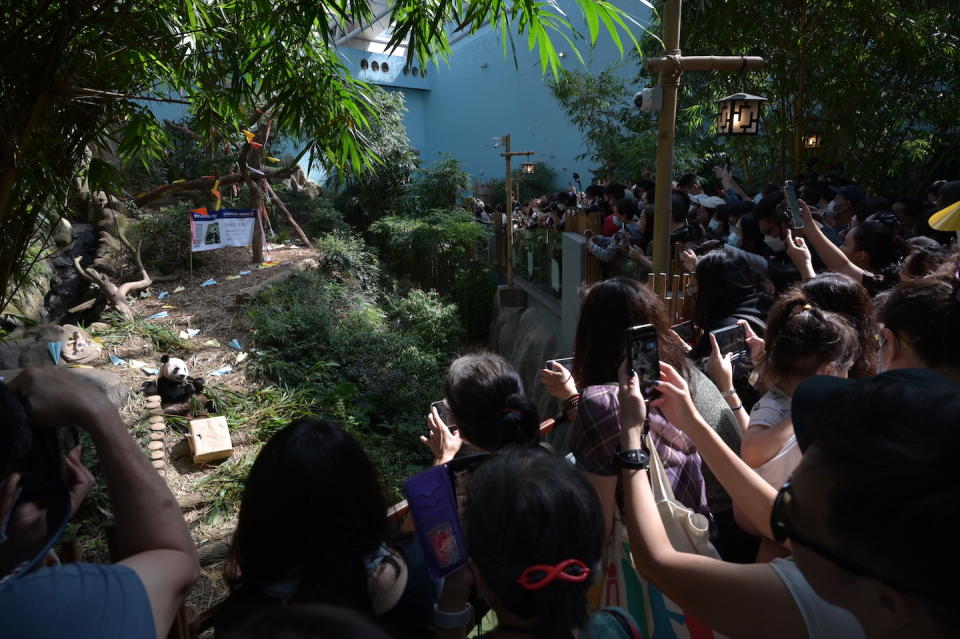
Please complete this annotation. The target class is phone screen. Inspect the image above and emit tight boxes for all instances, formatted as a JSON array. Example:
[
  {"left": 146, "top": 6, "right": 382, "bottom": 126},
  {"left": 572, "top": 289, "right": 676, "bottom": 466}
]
[
  {"left": 430, "top": 400, "right": 455, "bottom": 431},
  {"left": 626, "top": 324, "right": 660, "bottom": 389},
  {"left": 712, "top": 324, "right": 747, "bottom": 360},
  {"left": 783, "top": 180, "right": 804, "bottom": 229}
]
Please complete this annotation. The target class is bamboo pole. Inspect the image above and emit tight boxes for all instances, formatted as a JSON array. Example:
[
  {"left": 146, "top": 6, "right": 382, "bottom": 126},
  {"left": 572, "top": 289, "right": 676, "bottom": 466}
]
[
  {"left": 650, "top": 0, "right": 683, "bottom": 275},
  {"left": 504, "top": 134, "right": 513, "bottom": 286}
]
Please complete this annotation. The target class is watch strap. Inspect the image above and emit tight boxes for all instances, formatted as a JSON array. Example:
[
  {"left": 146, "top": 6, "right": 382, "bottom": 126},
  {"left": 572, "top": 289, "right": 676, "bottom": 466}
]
[
  {"left": 433, "top": 602, "right": 473, "bottom": 629},
  {"left": 615, "top": 447, "right": 650, "bottom": 470}
]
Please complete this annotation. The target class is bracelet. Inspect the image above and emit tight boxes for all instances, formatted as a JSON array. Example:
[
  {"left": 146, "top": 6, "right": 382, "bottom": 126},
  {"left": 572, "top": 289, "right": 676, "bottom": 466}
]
[
  {"left": 730, "top": 403, "right": 743, "bottom": 411},
  {"left": 563, "top": 393, "right": 582, "bottom": 412},
  {"left": 433, "top": 602, "right": 473, "bottom": 629},
  {"left": 721, "top": 387, "right": 737, "bottom": 398}
]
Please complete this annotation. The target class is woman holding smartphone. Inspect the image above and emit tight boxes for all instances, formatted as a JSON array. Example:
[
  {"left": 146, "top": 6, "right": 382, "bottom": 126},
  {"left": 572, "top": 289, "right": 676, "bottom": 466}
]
[
  {"left": 540, "top": 277, "right": 751, "bottom": 561},
  {"left": 421, "top": 352, "right": 540, "bottom": 466}
]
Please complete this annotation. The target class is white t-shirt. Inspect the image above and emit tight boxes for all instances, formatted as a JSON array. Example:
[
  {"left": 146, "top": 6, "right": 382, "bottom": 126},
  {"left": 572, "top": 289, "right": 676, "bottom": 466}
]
[
  {"left": 770, "top": 558, "right": 866, "bottom": 639},
  {"left": 748, "top": 388, "right": 802, "bottom": 488}
]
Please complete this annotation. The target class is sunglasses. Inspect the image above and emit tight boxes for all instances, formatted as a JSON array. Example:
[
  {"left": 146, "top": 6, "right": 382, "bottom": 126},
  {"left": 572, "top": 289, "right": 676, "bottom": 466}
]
[{"left": 771, "top": 479, "right": 947, "bottom": 607}]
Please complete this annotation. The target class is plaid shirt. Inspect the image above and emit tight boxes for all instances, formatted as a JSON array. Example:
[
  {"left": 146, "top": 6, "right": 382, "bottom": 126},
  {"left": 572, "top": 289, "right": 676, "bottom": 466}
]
[{"left": 570, "top": 384, "right": 713, "bottom": 530}]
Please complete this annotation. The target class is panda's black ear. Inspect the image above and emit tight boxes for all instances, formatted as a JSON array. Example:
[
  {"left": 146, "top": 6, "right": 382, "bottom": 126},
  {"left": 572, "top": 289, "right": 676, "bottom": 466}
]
[{"left": 161, "top": 355, "right": 170, "bottom": 363}]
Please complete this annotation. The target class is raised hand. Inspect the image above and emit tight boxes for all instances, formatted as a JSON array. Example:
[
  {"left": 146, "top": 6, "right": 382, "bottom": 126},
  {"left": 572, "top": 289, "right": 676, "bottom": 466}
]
[
  {"left": 540, "top": 360, "right": 577, "bottom": 400},
  {"left": 420, "top": 404, "right": 462, "bottom": 465},
  {"left": 648, "top": 361, "right": 703, "bottom": 434}
]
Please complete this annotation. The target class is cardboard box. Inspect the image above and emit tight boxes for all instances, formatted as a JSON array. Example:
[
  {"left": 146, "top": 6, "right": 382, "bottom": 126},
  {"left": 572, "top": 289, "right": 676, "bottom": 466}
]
[{"left": 188, "top": 416, "right": 233, "bottom": 464}]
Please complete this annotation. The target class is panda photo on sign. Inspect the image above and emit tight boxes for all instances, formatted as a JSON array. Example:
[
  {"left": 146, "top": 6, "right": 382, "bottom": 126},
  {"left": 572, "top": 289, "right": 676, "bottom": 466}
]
[{"left": 142, "top": 355, "right": 206, "bottom": 406}]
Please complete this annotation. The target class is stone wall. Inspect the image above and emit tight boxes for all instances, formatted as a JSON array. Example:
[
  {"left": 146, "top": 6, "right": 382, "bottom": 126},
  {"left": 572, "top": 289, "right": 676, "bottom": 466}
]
[{"left": 487, "top": 287, "right": 559, "bottom": 426}]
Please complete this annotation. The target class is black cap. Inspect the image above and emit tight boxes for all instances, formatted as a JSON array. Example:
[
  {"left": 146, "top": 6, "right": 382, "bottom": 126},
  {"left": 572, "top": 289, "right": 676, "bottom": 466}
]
[{"left": 792, "top": 369, "right": 958, "bottom": 453}]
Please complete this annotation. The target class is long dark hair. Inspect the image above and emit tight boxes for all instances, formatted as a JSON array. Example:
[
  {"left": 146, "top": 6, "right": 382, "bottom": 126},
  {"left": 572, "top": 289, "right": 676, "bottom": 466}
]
[
  {"left": 877, "top": 272, "right": 960, "bottom": 374},
  {"left": 467, "top": 447, "right": 604, "bottom": 639},
  {"left": 229, "top": 418, "right": 388, "bottom": 613},
  {"left": 692, "top": 248, "right": 772, "bottom": 330},
  {"left": 738, "top": 214, "right": 764, "bottom": 254},
  {"left": 443, "top": 352, "right": 539, "bottom": 450},
  {"left": 573, "top": 277, "right": 689, "bottom": 388},
  {"left": 798, "top": 273, "right": 877, "bottom": 379}
]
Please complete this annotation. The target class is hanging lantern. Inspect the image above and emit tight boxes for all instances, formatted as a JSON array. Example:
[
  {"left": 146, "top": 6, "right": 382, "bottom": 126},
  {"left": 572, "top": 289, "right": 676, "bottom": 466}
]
[
  {"left": 803, "top": 133, "right": 822, "bottom": 149},
  {"left": 521, "top": 163, "right": 536, "bottom": 174},
  {"left": 716, "top": 93, "right": 767, "bottom": 135}
]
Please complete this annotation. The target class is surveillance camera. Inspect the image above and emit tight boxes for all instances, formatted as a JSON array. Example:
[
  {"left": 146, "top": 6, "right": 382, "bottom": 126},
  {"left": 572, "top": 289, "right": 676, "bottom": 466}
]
[{"left": 633, "top": 87, "right": 663, "bottom": 112}]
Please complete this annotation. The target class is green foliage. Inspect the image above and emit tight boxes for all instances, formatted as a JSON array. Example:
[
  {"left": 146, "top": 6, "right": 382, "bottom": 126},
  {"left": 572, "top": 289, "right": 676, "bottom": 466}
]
[
  {"left": 641, "top": 1, "right": 960, "bottom": 190},
  {"left": 313, "top": 233, "right": 381, "bottom": 289},
  {"left": 370, "top": 210, "right": 495, "bottom": 342},
  {"left": 386, "top": 289, "right": 464, "bottom": 354},
  {"left": 327, "top": 88, "right": 420, "bottom": 229},
  {"left": 484, "top": 162, "right": 561, "bottom": 206},
  {"left": 134, "top": 205, "right": 194, "bottom": 274},
  {"left": 245, "top": 231, "right": 466, "bottom": 494},
  {"left": 271, "top": 188, "right": 349, "bottom": 239},
  {"left": 549, "top": 65, "right": 707, "bottom": 181},
  {"left": 396, "top": 155, "right": 472, "bottom": 216}
]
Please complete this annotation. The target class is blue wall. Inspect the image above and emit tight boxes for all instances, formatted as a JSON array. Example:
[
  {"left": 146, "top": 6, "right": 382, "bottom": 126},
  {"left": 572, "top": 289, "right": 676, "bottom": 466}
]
[{"left": 407, "top": 2, "right": 649, "bottom": 191}]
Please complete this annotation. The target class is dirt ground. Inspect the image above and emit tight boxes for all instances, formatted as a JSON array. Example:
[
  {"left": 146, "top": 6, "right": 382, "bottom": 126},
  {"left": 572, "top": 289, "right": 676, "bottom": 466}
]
[{"left": 86, "top": 242, "right": 319, "bottom": 620}]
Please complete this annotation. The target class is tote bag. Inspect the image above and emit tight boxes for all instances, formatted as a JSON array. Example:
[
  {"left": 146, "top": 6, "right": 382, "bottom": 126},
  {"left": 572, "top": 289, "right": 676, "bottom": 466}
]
[{"left": 590, "top": 434, "right": 726, "bottom": 639}]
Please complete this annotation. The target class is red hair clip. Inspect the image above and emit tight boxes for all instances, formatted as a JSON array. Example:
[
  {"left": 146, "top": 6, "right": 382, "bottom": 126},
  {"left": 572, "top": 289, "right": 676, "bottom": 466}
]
[{"left": 516, "top": 559, "right": 591, "bottom": 590}]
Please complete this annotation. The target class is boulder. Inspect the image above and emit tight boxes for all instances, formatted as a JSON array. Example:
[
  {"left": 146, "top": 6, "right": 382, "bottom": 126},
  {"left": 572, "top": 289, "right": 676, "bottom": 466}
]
[
  {"left": 26, "top": 324, "right": 101, "bottom": 364},
  {"left": 510, "top": 310, "right": 557, "bottom": 422},
  {"left": 0, "top": 338, "right": 55, "bottom": 369},
  {"left": 492, "top": 307, "right": 524, "bottom": 358},
  {"left": 0, "top": 366, "right": 129, "bottom": 408}
]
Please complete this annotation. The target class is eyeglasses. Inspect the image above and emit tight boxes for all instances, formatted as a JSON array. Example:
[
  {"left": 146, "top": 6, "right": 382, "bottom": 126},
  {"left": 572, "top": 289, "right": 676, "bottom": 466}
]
[{"left": 771, "top": 479, "right": 946, "bottom": 607}]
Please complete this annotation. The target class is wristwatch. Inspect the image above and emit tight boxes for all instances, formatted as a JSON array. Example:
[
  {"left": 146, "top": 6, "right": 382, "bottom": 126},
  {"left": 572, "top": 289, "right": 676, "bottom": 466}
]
[
  {"left": 433, "top": 602, "right": 473, "bottom": 629},
  {"left": 615, "top": 447, "right": 650, "bottom": 470}
]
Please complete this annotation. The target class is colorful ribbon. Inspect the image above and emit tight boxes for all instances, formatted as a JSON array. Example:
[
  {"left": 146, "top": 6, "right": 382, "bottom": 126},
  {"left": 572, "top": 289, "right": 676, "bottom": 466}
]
[{"left": 516, "top": 559, "right": 591, "bottom": 590}]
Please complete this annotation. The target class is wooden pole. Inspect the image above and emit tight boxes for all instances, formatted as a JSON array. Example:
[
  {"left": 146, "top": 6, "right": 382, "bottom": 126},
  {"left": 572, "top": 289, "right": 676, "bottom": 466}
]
[
  {"left": 651, "top": 0, "right": 683, "bottom": 276},
  {"left": 504, "top": 134, "right": 513, "bottom": 286}
]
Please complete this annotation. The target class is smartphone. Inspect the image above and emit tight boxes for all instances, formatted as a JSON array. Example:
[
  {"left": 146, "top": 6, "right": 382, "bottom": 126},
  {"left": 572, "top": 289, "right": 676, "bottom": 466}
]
[
  {"left": 447, "top": 453, "right": 492, "bottom": 519},
  {"left": 430, "top": 400, "right": 453, "bottom": 429},
  {"left": 404, "top": 465, "right": 469, "bottom": 579},
  {"left": 546, "top": 357, "right": 574, "bottom": 371},
  {"left": 711, "top": 324, "right": 747, "bottom": 361},
  {"left": 783, "top": 180, "right": 804, "bottom": 229},
  {"left": 671, "top": 320, "right": 696, "bottom": 345},
  {"left": 625, "top": 324, "right": 660, "bottom": 393}
]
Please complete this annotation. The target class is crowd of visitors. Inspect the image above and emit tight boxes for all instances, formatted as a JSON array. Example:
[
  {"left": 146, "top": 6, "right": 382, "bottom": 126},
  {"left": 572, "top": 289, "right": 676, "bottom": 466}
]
[{"left": 2, "top": 168, "right": 959, "bottom": 639}]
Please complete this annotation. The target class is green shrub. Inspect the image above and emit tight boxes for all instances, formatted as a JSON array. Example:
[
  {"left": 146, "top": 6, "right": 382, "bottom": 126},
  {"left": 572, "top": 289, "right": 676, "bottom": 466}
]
[
  {"left": 272, "top": 188, "right": 348, "bottom": 238},
  {"left": 386, "top": 289, "right": 463, "bottom": 354},
  {"left": 135, "top": 205, "right": 192, "bottom": 274},
  {"left": 370, "top": 209, "right": 495, "bottom": 342}
]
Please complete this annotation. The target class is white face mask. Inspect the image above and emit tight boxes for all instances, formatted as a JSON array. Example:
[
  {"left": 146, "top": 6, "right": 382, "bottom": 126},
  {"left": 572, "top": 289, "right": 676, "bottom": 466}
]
[
  {"left": 727, "top": 230, "right": 741, "bottom": 247},
  {"left": 764, "top": 234, "right": 786, "bottom": 252},
  {"left": 708, "top": 219, "right": 722, "bottom": 232}
]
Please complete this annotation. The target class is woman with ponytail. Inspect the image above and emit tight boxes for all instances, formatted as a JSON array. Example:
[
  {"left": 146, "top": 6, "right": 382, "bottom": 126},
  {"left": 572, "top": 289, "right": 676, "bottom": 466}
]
[
  {"left": 215, "top": 419, "right": 434, "bottom": 638},
  {"left": 421, "top": 352, "right": 540, "bottom": 465}
]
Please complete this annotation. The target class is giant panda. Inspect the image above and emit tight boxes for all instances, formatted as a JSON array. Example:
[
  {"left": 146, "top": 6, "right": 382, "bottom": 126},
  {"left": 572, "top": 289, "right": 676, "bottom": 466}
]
[{"left": 142, "top": 355, "right": 205, "bottom": 405}]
